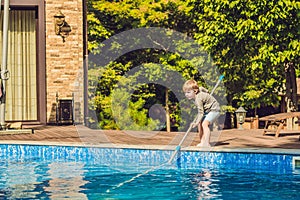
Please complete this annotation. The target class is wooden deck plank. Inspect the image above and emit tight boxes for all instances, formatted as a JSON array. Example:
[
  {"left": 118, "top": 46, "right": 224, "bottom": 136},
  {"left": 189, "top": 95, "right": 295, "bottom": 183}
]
[{"left": 0, "top": 125, "right": 299, "bottom": 149}]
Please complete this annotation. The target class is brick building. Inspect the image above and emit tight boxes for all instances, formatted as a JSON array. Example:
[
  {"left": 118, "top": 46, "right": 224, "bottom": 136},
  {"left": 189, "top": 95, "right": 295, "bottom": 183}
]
[{"left": 0, "top": 0, "right": 86, "bottom": 125}]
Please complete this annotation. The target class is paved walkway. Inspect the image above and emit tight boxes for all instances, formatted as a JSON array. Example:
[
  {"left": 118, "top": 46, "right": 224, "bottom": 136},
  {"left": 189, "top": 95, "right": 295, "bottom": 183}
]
[{"left": 0, "top": 125, "right": 299, "bottom": 153}]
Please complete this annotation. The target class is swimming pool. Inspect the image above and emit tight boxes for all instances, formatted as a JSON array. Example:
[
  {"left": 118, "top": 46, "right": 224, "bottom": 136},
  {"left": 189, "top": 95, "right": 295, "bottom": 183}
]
[{"left": 0, "top": 144, "right": 299, "bottom": 199}]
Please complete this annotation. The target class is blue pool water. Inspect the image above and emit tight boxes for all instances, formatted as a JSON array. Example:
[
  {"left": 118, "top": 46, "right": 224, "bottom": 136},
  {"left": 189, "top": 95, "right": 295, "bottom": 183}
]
[{"left": 0, "top": 144, "right": 299, "bottom": 199}]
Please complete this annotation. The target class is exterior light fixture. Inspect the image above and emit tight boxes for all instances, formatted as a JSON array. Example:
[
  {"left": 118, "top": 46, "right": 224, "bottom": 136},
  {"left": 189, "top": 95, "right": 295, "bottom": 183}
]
[
  {"left": 54, "top": 11, "right": 71, "bottom": 42},
  {"left": 235, "top": 106, "right": 247, "bottom": 130}
]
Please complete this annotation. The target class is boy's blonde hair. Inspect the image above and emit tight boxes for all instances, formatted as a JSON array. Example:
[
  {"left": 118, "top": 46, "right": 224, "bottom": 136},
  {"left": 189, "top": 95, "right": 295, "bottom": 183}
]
[{"left": 183, "top": 80, "right": 199, "bottom": 93}]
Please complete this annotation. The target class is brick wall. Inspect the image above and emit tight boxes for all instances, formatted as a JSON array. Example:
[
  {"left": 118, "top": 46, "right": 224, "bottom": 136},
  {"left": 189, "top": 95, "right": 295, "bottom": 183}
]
[{"left": 45, "top": 0, "right": 84, "bottom": 124}]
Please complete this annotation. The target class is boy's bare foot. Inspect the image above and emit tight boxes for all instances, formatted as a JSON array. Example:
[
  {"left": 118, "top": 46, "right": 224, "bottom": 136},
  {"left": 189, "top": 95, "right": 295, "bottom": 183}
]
[{"left": 196, "top": 142, "right": 211, "bottom": 148}]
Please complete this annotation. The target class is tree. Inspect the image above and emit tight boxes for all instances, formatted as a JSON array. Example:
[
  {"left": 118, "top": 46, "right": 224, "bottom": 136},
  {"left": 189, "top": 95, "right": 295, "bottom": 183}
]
[
  {"left": 87, "top": 0, "right": 210, "bottom": 131},
  {"left": 192, "top": 0, "right": 300, "bottom": 115},
  {"left": 87, "top": 0, "right": 300, "bottom": 131}
]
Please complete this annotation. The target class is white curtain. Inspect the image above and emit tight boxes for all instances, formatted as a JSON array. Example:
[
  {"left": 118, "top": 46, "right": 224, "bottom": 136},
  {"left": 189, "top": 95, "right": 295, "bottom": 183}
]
[{"left": 0, "top": 10, "right": 37, "bottom": 121}]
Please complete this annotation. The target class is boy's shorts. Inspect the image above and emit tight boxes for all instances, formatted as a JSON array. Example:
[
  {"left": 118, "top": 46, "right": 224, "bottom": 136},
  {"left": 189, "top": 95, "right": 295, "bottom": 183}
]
[{"left": 203, "top": 111, "right": 220, "bottom": 123}]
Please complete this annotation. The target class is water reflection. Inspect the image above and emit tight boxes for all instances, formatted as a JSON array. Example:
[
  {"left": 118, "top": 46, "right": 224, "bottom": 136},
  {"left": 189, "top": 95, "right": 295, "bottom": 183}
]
[
  {"left": 44, "top": 162, "right": 88, "bottom": 199},
  {"left": 193, "top": 169, "right": 220, "bottom": 199},
  {"left": 0, "top": 161, "right": 89, "bottom": 199},
  {"left": 2, "top": 163, "right": 41, "bottom": 199}
]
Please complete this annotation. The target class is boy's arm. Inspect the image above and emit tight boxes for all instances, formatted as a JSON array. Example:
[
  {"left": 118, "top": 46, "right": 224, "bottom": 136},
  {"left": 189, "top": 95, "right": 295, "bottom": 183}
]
[
  {"left": 193, "top": 112, "right": 203, "bottom": 127},
  {"left": 193, "top": 95, "right": 204, "bottom": 127}
]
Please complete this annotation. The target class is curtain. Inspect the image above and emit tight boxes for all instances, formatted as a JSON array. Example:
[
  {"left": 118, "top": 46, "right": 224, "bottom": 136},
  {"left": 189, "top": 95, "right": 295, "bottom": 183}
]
[{"left": 0, "top": 10, "right": 37, "bottom": 121}]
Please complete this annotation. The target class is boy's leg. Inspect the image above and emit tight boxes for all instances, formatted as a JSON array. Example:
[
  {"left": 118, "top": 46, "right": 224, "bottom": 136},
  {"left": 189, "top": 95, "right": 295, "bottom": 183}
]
[
  {"left": 198, "top": 120, "right": 211, "bottom": 147},
  {"left": 197, "top": 111, "right": 220, "bottom": 147},
  {"left": 198, "top": 123, "right": 203, "bottom": 142}
]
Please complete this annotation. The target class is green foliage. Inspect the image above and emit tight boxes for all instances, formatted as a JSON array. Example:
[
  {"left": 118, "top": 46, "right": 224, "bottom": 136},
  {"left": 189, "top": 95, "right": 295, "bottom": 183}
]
[
  {"left": 221, "top": 105, "right": 236, "bottom": 114},
  {"left": 192, "top": 0, "right": 300, "bottom": 110},
  {"left": 89, "top": 66, "right": 160, "bottom": 130},
  {"left": 87, "top": 0, "right": 209, "bottom": 130},
  {"left": 110, "top": 88, "right": 159, "bottom": 130},
  {"left": 87, "top": 0, "right": 194, "bottom": 52},
  {"left": 87, "top": 0, "right": 300, "bottom": 130}
]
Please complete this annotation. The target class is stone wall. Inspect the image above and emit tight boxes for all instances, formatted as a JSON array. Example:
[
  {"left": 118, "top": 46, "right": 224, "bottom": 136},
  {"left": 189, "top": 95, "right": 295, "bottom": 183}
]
[{"left": 45, "top": 0, "right": 84, "bottom": 124}]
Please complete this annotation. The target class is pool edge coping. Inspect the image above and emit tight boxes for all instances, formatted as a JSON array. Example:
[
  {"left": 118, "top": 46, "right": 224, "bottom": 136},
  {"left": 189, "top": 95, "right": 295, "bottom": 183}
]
[{"left": 0, "top": 140, "right": 300, "bottom": 155}]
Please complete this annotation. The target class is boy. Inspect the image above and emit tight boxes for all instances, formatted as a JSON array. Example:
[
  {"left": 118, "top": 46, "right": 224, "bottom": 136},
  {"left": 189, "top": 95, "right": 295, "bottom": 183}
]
[{"left": 183, "top": 80, "right": 220, "bottom": 147}]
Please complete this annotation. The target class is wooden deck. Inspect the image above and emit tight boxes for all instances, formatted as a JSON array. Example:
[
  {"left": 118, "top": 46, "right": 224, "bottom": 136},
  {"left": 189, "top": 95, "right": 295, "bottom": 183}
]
[{"left": 0, "top": 124, "right": 299, "bottom": 150}]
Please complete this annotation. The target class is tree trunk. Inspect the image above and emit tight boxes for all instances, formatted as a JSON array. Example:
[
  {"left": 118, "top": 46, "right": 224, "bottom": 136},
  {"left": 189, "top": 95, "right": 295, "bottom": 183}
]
[
  {"left": 285, "top": 62, "right": 298, "bottom": 130},
  {"left": 285, "top": 62, "right": 297, "bottom": 112},
  {"left": 165, "top": 88, "right": 171, "bottom": 132}
]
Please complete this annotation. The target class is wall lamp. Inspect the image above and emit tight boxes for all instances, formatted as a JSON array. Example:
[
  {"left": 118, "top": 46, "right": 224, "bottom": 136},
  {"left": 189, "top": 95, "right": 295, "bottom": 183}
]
[{"left": 54, "top": 11, "right": 71, "bottom": 42}]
